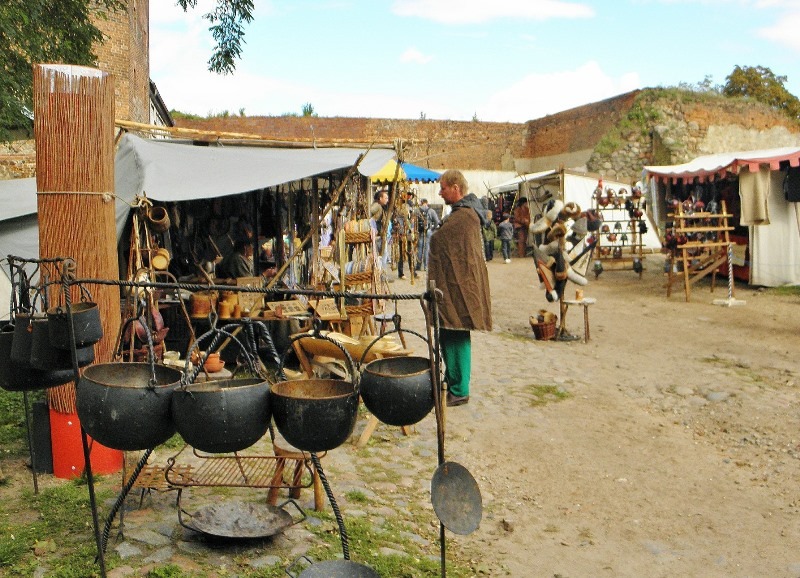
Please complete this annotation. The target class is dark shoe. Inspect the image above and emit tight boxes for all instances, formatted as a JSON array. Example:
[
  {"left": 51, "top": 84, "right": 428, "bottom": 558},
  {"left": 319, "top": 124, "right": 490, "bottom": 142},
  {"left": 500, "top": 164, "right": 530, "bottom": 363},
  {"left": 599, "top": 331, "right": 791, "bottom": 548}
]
[{"left": 446, "top": 392, "right": 470, "bottom": 407}]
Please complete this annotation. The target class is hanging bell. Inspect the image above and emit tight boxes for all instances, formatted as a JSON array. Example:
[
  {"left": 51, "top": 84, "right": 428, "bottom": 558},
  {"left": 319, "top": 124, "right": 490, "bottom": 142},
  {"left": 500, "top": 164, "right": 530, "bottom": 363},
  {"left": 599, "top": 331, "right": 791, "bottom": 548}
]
[
  {"left": 633, "top": 258, "right": 644, "bottom": 273},
  {"left": 620, "top": 233, "right": 628, "bottom": 243}
]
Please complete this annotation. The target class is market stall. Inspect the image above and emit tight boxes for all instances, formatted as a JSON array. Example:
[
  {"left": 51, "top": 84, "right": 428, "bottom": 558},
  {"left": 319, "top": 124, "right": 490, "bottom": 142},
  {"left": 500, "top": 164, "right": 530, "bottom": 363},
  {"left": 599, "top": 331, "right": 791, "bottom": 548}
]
[{"left": 644, "top": 146, "right": 800, "bottom": 287}]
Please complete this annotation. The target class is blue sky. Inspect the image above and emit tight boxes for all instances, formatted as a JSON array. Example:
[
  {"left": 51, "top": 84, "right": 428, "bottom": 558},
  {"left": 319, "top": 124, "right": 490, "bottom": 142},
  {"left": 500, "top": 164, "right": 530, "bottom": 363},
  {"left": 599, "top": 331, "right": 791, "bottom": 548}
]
[{"left": 149, "top": 0, "right": 800, "bottom": 123}]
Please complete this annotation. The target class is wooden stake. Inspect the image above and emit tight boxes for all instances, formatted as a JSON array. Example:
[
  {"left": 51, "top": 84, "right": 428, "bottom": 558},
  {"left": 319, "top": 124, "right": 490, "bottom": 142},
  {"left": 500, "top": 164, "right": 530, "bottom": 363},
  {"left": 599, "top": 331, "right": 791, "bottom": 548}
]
[{"left": 33, "top": 64, "right": 121, "bottom": 413}]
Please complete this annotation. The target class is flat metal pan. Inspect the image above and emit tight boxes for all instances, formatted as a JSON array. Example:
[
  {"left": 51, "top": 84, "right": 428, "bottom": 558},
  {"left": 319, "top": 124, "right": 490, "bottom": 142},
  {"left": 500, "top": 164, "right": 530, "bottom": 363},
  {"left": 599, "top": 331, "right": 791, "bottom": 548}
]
[
  {"left": 287, "top": 557, "right": 380, "bottom": 577},
  {"left": 431, "top": 461, "right": 482, "bottom": 535},
  {"left": 179, "top": 498, "right": 305, "bottom": 539}
]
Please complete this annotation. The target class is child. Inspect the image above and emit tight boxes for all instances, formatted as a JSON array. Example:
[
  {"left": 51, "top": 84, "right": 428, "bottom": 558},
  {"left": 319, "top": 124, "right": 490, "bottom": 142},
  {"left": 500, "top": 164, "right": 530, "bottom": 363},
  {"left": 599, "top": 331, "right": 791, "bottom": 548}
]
[
  {"left": 498, "top": 213, "right": 514, "bottom": 263},
  {"left": 483, "top": 210, "right": 497, "bottom": 261}
]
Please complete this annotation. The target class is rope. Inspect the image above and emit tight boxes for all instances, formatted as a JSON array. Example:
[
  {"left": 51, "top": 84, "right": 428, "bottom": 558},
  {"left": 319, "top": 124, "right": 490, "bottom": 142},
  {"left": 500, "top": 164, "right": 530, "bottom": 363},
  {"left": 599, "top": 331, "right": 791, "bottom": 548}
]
[{"left": 726, "top": 242, "right": 734, "bottom": 301}]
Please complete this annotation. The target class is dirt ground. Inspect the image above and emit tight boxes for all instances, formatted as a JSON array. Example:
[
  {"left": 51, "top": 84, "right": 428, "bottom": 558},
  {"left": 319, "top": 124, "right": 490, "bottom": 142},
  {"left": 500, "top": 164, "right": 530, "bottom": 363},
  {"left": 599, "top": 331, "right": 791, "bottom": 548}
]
[
  {"left": 419, "top": 251, "right": 800, "bottom": 577},
  {"left": 2, "top": 250, "right": 799, "bottom": 577}
]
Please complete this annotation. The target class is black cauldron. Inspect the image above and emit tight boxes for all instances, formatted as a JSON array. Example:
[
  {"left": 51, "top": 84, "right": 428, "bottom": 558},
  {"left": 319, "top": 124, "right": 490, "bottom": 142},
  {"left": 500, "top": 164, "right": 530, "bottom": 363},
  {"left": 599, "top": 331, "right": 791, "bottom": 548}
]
[
  {"left": 46, "top": 302, "right": 103, "bottom": 349},
  {"left": 270, "top": 379, "right": 358, "bottom": 452},
  {"left": 171, "top": 378, "right": 271, "bottom": 453},
  {"left": 360, "top": 356, "right": 433, "bottom": 426},
  {"left": 77, "top": 363, "right": 182, "bottom": 451},
  {"left": 3, "top": 320, "right": 76, "bottom": 391}
]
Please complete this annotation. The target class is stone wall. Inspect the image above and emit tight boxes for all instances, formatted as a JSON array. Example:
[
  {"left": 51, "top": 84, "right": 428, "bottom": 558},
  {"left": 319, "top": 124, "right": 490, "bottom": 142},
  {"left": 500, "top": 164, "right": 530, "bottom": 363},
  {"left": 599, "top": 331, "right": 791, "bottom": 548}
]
[
  {"left": 0, "top": 140, "right": 36, "bottom": 179},
  {"left": 586, "top": 91, "right": 800, "bottom": 183},
  {"left": 175, "top": 116, "right": 528, "bottom": 171}
]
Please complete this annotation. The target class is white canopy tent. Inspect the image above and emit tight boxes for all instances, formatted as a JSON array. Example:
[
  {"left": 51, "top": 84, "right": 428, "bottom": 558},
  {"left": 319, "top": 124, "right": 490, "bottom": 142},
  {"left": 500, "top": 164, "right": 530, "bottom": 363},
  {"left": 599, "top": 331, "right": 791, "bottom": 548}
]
[
  {"left": 644, "top": 147, "right": 800, "bottom": 286},
  {"left": 0, "top": 133, "right": 395, "bottom": 319},
  {"left": 489, "top": 168, "right": 662, "bottom": 251}
]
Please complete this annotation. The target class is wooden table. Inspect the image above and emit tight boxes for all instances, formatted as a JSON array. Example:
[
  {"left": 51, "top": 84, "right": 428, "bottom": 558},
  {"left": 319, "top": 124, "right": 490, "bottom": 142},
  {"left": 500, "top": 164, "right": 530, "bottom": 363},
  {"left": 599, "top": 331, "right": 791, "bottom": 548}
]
[{"left": 561, "top": 297, "right": 596, "bottom": 342}]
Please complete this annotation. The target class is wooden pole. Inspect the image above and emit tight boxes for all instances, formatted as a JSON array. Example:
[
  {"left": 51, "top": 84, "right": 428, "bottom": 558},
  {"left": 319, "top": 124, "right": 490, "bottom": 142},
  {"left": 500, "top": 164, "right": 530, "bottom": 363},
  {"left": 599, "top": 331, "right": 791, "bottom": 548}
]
[{"left": 33, "top": 64, "right": 120, "bottom": 414}]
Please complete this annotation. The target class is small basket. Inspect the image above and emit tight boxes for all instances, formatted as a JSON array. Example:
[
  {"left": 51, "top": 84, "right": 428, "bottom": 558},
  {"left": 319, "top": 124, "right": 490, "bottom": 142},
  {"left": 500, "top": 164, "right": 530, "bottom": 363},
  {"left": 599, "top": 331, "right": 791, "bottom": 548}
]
[{"left": 530, "top": 320, "right": 556, "bottom": 341}]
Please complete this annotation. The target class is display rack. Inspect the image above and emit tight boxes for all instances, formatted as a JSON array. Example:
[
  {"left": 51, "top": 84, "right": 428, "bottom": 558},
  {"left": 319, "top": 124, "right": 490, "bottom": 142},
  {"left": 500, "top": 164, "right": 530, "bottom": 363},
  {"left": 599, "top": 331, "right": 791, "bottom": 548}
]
[
  {"left": 591, "top": 188, "right": 646, "bottom": 277},
  {"left": 664, "top": 200, "right": 734, "bottom": 302}
]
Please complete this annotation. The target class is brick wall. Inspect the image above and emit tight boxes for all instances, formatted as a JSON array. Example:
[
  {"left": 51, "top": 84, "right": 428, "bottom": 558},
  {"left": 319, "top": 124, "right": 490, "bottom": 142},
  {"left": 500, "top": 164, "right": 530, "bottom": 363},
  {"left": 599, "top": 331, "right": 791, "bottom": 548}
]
[
  {"left": 92, "top": 0, "right": 150, "bottom": 123},
  {"left": 175, "top": 116, "right": 528, "bottom": 171},
  {"left": 522, "top": 91, "right": 642, "bottom": 158}
]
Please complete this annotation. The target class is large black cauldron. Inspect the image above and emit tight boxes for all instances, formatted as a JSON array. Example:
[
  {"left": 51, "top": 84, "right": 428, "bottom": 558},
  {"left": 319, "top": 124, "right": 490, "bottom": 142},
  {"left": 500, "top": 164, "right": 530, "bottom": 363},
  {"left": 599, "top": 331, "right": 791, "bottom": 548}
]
[
  {"left": 360, "top": 356, "right": 433, "bottom": 426},
  {"left": 77, "top": 363, "right": 182, "bottom": 451},
  {"left": 171, "top": 378, "right": 271, "bottom": 453},
  {"left": 270, "top": 379, "right": 358, "bottom": 452}
]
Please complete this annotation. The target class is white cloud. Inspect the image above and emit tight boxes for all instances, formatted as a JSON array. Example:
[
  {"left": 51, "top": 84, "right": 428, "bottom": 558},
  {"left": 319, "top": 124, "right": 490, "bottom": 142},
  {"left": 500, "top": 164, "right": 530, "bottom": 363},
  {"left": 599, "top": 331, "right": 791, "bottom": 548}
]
[
  {"left": 479, "top": 61, "right": 642, "bottom": 122},
  {"left": 400, "top": 48, "right": 434, "bottom": 64},
  {"left": 391, "top": 0, "right": 594, "bottom": 24},
  {"left": 755, "top": 9, "right": 800, "bottom": 52}
]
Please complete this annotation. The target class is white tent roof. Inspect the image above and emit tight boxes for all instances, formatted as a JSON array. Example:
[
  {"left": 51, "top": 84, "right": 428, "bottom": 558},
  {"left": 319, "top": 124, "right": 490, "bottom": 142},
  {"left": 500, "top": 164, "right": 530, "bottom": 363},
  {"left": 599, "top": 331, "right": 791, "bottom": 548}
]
[
  {"left": 0, "top": 177, "right": 37, "bottom": 220},
  {"left": 115, "top": 133, "right": 394, "bottom": 202},
  {"left": 488, "top": 170, "right": 558, "bottom": 194},
  {"left": 644, "top": 147, "right": 800, "bottom": 182}
]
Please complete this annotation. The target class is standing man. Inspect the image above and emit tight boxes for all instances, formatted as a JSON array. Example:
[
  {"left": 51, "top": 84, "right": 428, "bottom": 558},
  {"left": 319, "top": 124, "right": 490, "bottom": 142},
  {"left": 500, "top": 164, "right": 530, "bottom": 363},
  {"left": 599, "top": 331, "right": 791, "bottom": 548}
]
[
  {"left": 427, "top": 170, "right": 492, "bottom": 407},
  {"left": 370, "top": 189, "right": 389, "bottom": 265},
  {"left": 415, "top": 198, "right": 440, "bottom": 272},
  {"left": 512, "top": 197, "right": 531, "bottom": 258}
]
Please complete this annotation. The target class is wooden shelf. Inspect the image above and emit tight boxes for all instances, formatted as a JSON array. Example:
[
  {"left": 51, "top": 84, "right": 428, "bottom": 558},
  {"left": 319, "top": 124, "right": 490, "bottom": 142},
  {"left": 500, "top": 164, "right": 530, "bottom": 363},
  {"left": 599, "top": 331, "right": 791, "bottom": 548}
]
[
  {"left": 666, "top": 201, "right": 734, "bottom": 302},
  {"left": 591, "top": 192, "right": 646, "bottom": 278}
]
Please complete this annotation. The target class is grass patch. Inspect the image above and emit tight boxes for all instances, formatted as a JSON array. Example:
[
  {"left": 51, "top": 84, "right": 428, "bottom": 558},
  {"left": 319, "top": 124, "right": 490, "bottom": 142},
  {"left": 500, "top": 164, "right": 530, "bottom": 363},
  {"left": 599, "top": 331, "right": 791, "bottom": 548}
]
[
  {"left": 0, "top": 479, "right": 116, "bottom": 577},
  {"left": 303, "top": 511, "right": 468, "bottom": 577},
  {"left": 345, "top": 490, "right": 369, "bottom": 503},
  {"left": 523, "top": 384, "right": 569, "bottom": 407},
  {"left": 764, "top": 285, "right": 800, "bottom": 297}
]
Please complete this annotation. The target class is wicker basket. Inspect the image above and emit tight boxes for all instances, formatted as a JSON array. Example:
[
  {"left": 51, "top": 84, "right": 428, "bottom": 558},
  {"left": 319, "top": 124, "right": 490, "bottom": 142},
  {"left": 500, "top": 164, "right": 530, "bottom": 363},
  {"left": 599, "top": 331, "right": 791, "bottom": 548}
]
[
  {"left": 345, "top": 231, "right": 372, "bottom": 244},
  {"left": 530, "top": 320, "right": 556, "bottom": 341}
]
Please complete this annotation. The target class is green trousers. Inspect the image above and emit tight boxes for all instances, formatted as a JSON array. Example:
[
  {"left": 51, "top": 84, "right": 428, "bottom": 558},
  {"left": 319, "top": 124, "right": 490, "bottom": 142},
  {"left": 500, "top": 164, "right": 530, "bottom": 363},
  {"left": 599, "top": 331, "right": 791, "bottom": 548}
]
[{"left": 440, "top": 328, "right": 471, "bottom": 397}]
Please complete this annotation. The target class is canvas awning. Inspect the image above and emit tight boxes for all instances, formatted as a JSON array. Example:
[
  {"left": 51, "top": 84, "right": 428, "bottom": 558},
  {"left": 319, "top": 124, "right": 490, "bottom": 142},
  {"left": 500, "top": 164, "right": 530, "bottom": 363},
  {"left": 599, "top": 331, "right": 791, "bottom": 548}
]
[
  {"left": 117, "top": 133, "right": 395, "bottom": 201},
  {"left": 370, "top": 159, "right": 441, "bottom": 184},
  {"left": 488, "top": 170, "right": 558, "bottom": 194},
  {"left": 644, "top": 147, "right": 800, "bottom": 183}
]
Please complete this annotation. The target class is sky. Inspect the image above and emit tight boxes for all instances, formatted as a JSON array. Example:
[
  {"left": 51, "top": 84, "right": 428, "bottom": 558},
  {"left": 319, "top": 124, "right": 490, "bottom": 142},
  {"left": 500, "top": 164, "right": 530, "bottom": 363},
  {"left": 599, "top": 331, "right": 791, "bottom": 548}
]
[{"left": 149, "top": 0, "right": 800, "bottom": 124}]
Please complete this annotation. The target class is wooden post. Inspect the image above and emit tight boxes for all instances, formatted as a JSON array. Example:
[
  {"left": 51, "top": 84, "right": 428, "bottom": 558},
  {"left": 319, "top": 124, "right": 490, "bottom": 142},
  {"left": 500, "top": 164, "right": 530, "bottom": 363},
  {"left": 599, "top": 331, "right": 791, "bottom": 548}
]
[{"left": 33, "top": 64, "right": 121, "bottom": 413}]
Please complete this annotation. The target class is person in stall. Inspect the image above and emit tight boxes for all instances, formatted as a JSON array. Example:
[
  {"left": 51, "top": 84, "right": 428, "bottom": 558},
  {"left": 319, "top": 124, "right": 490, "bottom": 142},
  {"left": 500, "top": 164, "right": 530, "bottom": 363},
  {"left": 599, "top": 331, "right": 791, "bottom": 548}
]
[{"left": 217, "top": 239, "right": 254, "bottom": 281}]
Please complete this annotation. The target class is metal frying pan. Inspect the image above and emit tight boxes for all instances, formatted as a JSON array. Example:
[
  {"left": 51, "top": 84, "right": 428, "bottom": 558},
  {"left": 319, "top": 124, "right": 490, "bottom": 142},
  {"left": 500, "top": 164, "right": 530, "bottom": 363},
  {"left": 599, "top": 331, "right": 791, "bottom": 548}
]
[
  {"left": 431, "top": 461, "right": 482, "bottom": 535},
  {"left": 178, "top": 498, "right": 305, "bottom": 539},
  {"left": 286, "top": 556, "right": 380, "bottom": 577}
]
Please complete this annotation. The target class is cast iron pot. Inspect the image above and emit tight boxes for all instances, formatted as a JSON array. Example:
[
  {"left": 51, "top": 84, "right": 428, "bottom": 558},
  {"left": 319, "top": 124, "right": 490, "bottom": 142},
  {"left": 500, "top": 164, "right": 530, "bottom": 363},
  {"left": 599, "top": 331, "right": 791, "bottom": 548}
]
[
  {"left": 29, "top": 315, "right": 94, "bottom": 370},
  {"left": 10, "top": 313, "right": 38, "bottom": 365},
  {"left": 77, "top": 362, "right": 182, "bottom": 451},
  {"left": 3, "top": 320, "right": 76, "bottom": 391},
  {"left": 46, "top": 302, "right": 103, "bottom": 349},
  {"left": 171, "top": 378, "right": 271, "bottom": 453},
  {"left": 360, "top": 356, "right": 433, "bottom": 426},
  {"left": 270, "top": 378, "right": 358, "bottom": 452}
]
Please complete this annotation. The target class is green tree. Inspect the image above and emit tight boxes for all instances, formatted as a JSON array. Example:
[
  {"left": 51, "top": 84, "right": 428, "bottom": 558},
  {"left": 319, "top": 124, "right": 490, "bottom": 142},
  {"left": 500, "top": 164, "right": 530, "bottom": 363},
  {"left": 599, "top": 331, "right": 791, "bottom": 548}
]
[
  {"left": 0, "top": 0, "right": 123, "bottom": 142},
  {"left": 1, "top": 1, "right": 254, "bottom": 142},
  {"left": 177, "top": 0, "right": 254, "bottom": 75},
  {"left": 723, "top": 65, "right": 800, "bottom": 121},
  {"left": 302, "top": 102, "right": 315, "bottom": 117}
]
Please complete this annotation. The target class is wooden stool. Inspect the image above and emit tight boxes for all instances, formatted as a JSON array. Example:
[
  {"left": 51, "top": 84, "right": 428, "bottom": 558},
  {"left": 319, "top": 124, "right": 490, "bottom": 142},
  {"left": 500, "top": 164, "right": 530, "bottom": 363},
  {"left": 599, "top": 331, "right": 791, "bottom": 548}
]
[
  {"left": 562, "top": 297, "right": 596, "bottom": 342},
  {"left": 267, "top": 436, "right": 325, "bottom": 512}
]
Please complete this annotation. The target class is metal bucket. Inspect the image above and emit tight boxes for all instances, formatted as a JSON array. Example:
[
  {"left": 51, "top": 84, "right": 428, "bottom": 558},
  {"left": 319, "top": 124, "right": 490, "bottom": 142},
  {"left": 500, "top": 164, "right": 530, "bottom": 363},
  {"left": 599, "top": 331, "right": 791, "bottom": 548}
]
[
  {"left": 270, "top": 379, "right": 358, "bottom": 452},
  {"left": 46, "top": 302, "right": 103, "bottom": 349},
  {"left": 76, "top": 363, "right": 182, "bottom": 451},
  {"left": 30, "top": 315, "right": 94, "bottom": 370},
  {"left": 171, "top": 378, "right": 271, "bottom": 454},
  {"left": 4, "top": 318, "right": 76, "bottom": 391},
  {"left": 360, "top": 356, "right": 433, "bottom": 426}
]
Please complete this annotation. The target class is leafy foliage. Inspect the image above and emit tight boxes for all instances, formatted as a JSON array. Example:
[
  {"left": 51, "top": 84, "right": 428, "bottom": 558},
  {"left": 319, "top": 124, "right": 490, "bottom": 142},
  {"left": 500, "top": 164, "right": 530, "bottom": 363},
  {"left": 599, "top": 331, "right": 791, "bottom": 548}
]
[
  {"left": 723, "top": 65, "right": 800, "bottom": 121},
  {"left": 177, "top": 0, "right": 254, "bottom": 75},
  {"left": 0, "top": 0, "right": 123, "bottom": 142}
]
